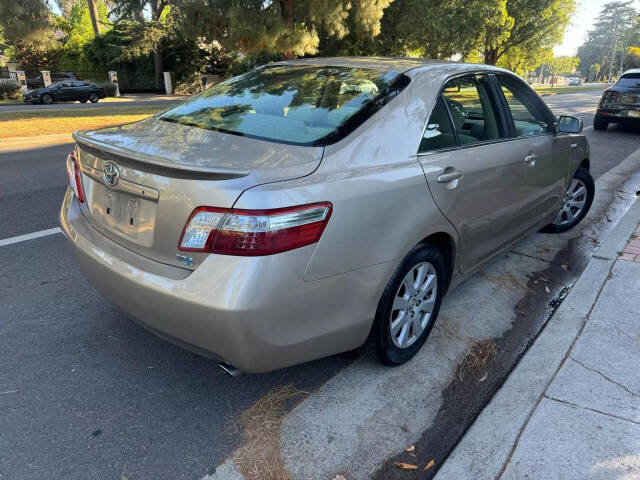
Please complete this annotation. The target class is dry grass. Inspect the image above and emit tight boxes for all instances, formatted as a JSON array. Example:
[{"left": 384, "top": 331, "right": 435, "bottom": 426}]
[
  {"left": 0, "top": 106, "right": 166, "bottom": 139},
  {"left": 233, "top": 385, "right": 306, "bottom": 480},
  {"left": 458, "top": 339, "right": 498, "bottom": 382},
  {"left": 480, "top": 272, "right": 531, "bottom": 293}
]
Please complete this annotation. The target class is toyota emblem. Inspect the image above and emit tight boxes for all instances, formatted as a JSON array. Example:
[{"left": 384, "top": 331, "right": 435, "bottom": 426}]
[{"left": 102, "top": 162, "right": 120, "bottom": 187}]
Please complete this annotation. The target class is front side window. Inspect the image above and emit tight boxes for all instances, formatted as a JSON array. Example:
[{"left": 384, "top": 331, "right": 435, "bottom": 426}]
[
  {"left": 497, "top": 75, "right": 551, "bottom": 137},
  {"left": 158, "top": 65, "right": 407, "bottom": 146},
  {"left": 441, "top": 74, "right": 506, "bottom": 145},
  {"left": 419, "top": 96, "right": 457, "bottom": 152}
]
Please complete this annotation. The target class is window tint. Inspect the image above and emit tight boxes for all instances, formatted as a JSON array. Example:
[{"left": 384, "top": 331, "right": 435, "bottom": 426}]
[
  {"left": 419, "top": 96, "right": 457, "bottom": 152},
  {"left": 497, "top": 75, "right": 551, "bottom": 137},
  {"left": 442, "top": 74, "right": 505, "bottom": 145}
]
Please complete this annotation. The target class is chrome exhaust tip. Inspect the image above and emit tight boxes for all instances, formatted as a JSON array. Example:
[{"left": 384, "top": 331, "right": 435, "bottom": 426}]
[{"left": 218, "top": 362, "right": 242, "bottom": 377}]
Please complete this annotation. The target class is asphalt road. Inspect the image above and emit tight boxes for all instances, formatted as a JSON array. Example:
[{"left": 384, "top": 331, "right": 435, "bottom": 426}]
[{"left": 1, "top": 90, "right": 640, "bottom": 480}]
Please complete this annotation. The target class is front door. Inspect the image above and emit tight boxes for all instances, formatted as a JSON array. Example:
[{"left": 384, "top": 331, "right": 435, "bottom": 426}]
[
  {"left": 418, "top": 74, "right": 523, "bottom": 273},
  {"left": 494, "top": 74, "right": 570, "bottom": 238}
]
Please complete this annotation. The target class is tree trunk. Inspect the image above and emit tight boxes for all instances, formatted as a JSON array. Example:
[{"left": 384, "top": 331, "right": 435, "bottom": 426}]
[
  {"left": 484, "top": 48, "right": 499, "bottom": 65},
  {"left": 86, "top": 0, "right": 101, "bottom": 36},
  {"left": 155, "top": 43, "right": 163, "bottom": 90}
]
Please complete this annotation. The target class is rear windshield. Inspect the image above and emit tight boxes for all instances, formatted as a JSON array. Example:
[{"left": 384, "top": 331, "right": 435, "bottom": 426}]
[
  {"left": 617, "top": 73, "right": 640, "bottom": 87},
  {"left": 158, "top": 65, "right": 407, "bottom": 146}
]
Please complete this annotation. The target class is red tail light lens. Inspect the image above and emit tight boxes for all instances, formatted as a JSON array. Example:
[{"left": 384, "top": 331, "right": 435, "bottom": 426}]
[
  {"left": 178, "top": 202, "right": 332, "bottom": 256},
  {"left": 66, "top": 149, "right": 85, "bottom": 203}
]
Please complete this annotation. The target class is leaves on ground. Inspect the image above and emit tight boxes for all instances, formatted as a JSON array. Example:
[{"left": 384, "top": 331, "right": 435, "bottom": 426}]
[
  {"left": 424, "top": 459, "right": 435, "bottom": 471},
  {"left": 405, "top": 445, "right": 415, "bottom": 452},
  {"left": 394, "top": 462, "right": 418, "bottom": 470}
]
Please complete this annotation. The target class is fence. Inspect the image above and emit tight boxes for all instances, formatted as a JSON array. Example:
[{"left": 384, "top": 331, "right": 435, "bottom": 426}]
[
  {"left": 0, "top": 70, "right": 17, "bottom": 85},
  {"left": 23, "top": 70, "right": 110, "bottom": 89}
]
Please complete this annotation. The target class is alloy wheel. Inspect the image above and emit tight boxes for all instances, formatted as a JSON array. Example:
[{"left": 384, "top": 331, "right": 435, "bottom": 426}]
[
  {"left": 389, "top": 261, "right": 438, "bottom": 349},
  {"left": 553, "top": 178, "right": 587, "bottom": 227}
]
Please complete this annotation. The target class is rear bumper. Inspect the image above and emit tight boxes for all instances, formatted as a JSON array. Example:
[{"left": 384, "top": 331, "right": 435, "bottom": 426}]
[
  {"left": 60, "top": 188, "right": 390, "bottom": 372},
  {"left": 596, "top": 107, "right": 640, "bottom": 123}
]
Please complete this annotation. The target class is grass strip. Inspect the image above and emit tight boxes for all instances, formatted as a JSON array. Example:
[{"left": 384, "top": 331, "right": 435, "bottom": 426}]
[{"left": 0, "top": 106, "right": 167, "bottom": 139}]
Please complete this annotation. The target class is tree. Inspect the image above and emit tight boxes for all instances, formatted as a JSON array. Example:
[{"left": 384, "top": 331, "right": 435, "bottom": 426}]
[
  {"left": 472, "top": 0, "right": 575, "bottom": 66},
  {"left": 87, "top": 0, "right": 102, "bottom": 36},
  {"left": 110, "top": 0, "right": 172, "bottom": 88},
  {"left": 577, "top": 2, "right": 637, "bottom": 80},
  {"left": 544, "top": 55, "right": 579, "bottom": 85},
  {"left": 174, "top": 0, "right": 394, "bottom": 58},
  {"left": 589, "top": 62, "right": 601, "bottom": 81},
  {"left": 624, "top": 46, "right": 640, "bottom": 69},
  {"left": 0, "top": 0, "right": 53, "bottom": 43}
]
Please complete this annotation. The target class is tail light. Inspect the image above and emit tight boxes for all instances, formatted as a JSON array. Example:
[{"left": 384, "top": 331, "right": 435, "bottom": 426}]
[
  {"left": 601, "top": 91, "right": 620, "bottom": 105},
  {"left": 66, "top": 148, "right": 85, "bottom": 203},
  {"left": 178, "top": 202, "right": 332, "bottom": 256}
]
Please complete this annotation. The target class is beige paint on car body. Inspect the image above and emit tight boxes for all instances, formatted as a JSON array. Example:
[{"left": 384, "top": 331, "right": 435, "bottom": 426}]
[{"left": 60, "top": 57, "right": 590, "bottom": 372}]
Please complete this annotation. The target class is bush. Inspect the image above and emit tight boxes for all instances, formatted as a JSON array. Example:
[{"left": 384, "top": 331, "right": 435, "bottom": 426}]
[
  {"left": 95, "top": 82, "right": 117, "bottom": 97},
  {"left": 0, "top": 82, "right": 22, "bottom": 100}
]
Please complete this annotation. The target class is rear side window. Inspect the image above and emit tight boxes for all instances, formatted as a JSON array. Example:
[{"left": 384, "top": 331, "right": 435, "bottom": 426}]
[
  {"left": 158, "top": 65, "right": 408, "bottom": 146},
  {"left": 441, "top": 74, "right": 506, "bottom": 145},
  {"left": 419, "top": 96, "right": 457, "bottom": 152},
  {"left": 617, "top": 73, "right": 640, "bottom": 87},
  {"left": 497, "top": 75, "right": 551, "bottom": 137}
]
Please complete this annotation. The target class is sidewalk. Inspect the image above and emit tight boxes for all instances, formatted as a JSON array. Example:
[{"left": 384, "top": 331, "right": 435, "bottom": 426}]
[{"left": 435, "top": 199, "right": 640, "bottom": 480}]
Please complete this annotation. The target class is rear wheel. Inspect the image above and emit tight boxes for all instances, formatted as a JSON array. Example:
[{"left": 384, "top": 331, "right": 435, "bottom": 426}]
[
  {"left": 361, "top": 244, "right": 446, "bottom": 366},
  {"left": 541, "top": 167, "right": 594, "bottom": 233},
  {"left": 593, "top": 114, "right": 609, "bottom": 130},
  {"left": 41, "top": 94, "right": 53, "bottom": 105},
  {"left": 89, "top": 93, "right": 99, "bottom": 103}
]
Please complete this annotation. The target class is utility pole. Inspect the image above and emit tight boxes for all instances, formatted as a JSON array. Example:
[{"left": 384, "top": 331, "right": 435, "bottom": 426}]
[{"left": 607, "top": 17, "right": 619, "bottom": 81}]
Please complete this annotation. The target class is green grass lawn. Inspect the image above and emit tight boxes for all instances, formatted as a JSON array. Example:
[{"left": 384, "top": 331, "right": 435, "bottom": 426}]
[
  {"left": 0, "top": 105, "right": 167, "bottom": 139},
  {"left": 533, "top": 85, "right": 605, "bottom": 96}
]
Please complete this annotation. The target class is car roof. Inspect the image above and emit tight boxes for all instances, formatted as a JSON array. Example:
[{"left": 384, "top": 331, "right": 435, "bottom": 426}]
[
  {"left": 621, "top": 68, "right": 640, "bottom": 76},
  {"left": 273, "top": 56, "right": 510, "bottom": 76}
]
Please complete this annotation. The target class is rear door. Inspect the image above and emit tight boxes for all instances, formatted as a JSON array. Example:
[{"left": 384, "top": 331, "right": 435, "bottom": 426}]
[
  {"left": 494, "top": 74, "right": 570, "bottom": 238},
  {"left": 418, "top": 73, "right": 524, "bottom": 273}
]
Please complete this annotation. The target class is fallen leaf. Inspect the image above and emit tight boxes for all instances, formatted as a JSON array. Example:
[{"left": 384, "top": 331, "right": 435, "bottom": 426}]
[
  {"left": 478, "top": 372, "right": 488, "bottom": 382},
  {"left": 405, "top": 445, "right": 415, "bottom": 452},
  {"left": 561, "top": 264, "right": 569, "bottom": 270},
  {"left": 424, "top": 459, "right": 435, "bottom": 471},
  {"left": 331, "top": 476, "right": 347, "bottom": 480},
  {"left": 545, "top": 286, "right": 550, "bottom": 293},
  {"left": 395, "top": 462, "right": 418, "bottom": 470}
]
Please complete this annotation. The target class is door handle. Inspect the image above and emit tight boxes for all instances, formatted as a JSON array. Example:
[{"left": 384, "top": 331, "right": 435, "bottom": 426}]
[
  {"left": 524, "top": 154, "right": 536, "bottom": 167},
  {"left": 437, "top": 170, "right": 464, "bottom": 183}
]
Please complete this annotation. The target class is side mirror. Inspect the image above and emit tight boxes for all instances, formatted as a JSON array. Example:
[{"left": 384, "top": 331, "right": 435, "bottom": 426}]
[{"left": 557, "top": 115, "right": 583, "bottom": 134}]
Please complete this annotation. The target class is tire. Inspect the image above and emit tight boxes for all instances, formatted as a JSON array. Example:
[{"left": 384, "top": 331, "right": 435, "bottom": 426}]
[
  {"left": 41, "top": 94, "right": 53, "bottom": 105},
  {"left": 80, "top": 99, "right": 88, "bottom": 103},
  {"left": 88, "top": 93, "right": 99, "bottom": 103},
  {"left": 593, "top": 114, "right": 609, "bottom": 130},
  {"left": 361, "top": 244, "right": 447, "bottom": 366},
  {"left": 540, "top": 167, "right": 595, "bottom": 234}
]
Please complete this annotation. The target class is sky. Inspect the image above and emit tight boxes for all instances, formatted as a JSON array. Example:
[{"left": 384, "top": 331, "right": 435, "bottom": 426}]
[{"left": 555, "top": 0, "right": 640, "bottom": 56}]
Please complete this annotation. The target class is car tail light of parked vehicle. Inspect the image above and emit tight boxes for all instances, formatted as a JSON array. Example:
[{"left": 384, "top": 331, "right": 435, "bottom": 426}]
[
  {"left": 66, "top": 150, "right": 85, "bottom": 203},
  {"left": 600, "top": 90, "right": 620, "bottom": 105},
  {"left": 178, "top": 202, "right": 332, "bottom": 256}
]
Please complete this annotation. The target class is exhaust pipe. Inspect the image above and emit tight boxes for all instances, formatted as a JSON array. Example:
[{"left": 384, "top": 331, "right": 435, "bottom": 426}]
[{"left": 218, "top": 362, "right": 243, "bottom": 377}]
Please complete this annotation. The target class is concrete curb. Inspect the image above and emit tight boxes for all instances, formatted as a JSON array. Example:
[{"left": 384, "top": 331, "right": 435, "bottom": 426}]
[{"left": 435, "top": 198, "right": 640, "bottom": 479}]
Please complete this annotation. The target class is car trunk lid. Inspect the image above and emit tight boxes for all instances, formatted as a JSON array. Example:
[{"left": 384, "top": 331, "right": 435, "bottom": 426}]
[{"left": 73, "top": 117, "right": 323, "bottom": 270}]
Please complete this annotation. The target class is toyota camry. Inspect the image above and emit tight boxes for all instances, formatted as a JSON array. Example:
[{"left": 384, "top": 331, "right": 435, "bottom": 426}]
[{"left": 60, "top": 58, "right": 593, "bottom": 374}]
